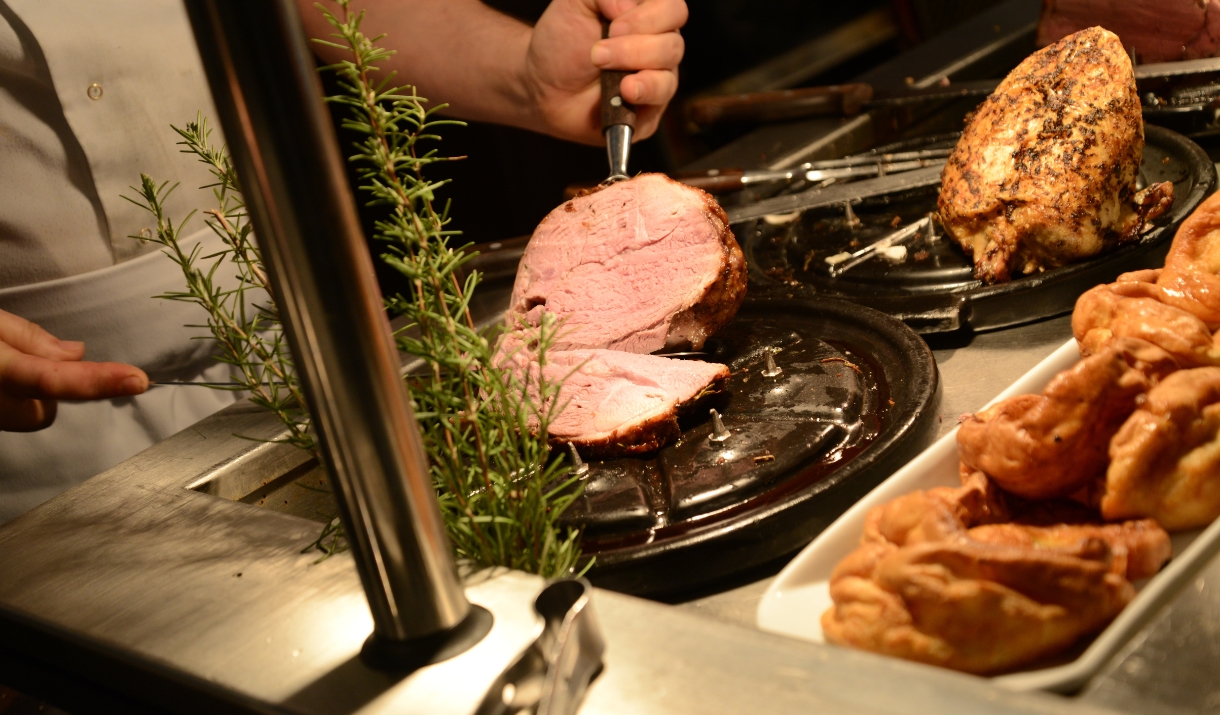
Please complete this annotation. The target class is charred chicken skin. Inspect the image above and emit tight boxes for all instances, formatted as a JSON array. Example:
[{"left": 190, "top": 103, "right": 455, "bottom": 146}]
[{"left": 938, "top": 26, "right": 1173, "bottom": 283}]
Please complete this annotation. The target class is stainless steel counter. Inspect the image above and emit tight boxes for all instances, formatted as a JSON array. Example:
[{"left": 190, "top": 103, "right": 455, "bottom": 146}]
[{"left": 0, "top": 373, "right": 1121, "bottom": 715}]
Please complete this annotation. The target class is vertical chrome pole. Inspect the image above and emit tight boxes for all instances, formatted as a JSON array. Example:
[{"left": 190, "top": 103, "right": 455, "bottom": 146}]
[{"left": 183, "top": 0, "right": 487, "bottom": 656}]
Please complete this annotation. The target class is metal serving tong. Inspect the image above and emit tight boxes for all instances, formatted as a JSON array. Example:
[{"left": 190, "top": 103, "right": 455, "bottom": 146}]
[
  {"left": 475, "top": 578, "right": 606, "bottom": 715},
  {"left": 600, "top": 20, "right": 635, "bottom": 183},
  {"left": 675, "top": 149, "right": 950, "bottom": 194}
]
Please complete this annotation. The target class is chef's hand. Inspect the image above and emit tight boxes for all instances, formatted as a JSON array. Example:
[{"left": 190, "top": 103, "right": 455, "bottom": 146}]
[
  {"left": 301, "top": 0, "right": 687, "bottom": 145},
  {"left": 527, "top": 0, "right": 688, "bottom": 144},
  {"left": 0, "top": 309, "right": 148, "bottom": 432}
]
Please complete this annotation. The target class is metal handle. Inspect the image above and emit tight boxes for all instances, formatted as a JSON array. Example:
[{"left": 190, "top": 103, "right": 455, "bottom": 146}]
[
  {"left": 475, "top": 578, "right": 606, "bottom": 715},
  {"left": 183, "top": 0, "right": 475, "bottom": 647},
  {"left": 600, "top": 19, "right": 635, "bottom": 182},
  {"left": 684, "top": 84, "right": 874, "bottom": 128},
  {"left": 600, "top": 70, "right": 636, "bottom": 128}
]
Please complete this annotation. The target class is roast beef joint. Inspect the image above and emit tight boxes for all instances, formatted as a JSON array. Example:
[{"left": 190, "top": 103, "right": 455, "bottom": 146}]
[{"left": 500, "top": 173, "right": 748, "bottom": 457}]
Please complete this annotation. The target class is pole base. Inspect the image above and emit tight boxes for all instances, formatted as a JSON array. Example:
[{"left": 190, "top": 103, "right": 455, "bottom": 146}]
[{"left": 360, "top": 605, "right": 494, "bottom": 672}]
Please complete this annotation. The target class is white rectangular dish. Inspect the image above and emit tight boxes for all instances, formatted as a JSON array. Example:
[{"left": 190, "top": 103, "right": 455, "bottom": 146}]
[{"left": 757, "top": 338, "right": 1220, "bottom": 693}]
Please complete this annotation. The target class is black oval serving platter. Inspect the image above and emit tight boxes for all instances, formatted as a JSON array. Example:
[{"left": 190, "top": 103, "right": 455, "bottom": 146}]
[
  {"left": 568, "top": 294, "right": 940, "bottom": 596},
  {"left": 741, "top": 124, "right": 1216, "bottom": 333}
]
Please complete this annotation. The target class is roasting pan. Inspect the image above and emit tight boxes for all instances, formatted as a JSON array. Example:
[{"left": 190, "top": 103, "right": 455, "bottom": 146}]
[{"left": 740, "top": 124, "right": 1216, "bottom": 333}]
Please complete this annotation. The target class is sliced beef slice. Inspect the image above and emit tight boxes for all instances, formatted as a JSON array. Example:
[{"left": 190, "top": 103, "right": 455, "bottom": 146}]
[
  {"left": 497, "top": 333, "right": 729, "bottom": 458},
  {"left": 508, "top": 173, "right": 747, "bottom": 353}
]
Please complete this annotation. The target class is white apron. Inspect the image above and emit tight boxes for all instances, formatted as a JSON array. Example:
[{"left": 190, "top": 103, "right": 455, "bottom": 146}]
[
  {"left": 0, "top": 2, "right": 242, "bottom": 522},
  {"left": 0, "top": 228, "right": 241, "bottom": 523}
]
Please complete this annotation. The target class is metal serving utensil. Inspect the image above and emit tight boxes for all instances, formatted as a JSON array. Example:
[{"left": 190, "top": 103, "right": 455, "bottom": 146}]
[
  {"left": 726, "top": 164, "right": 944, "bottom": 225},
  {"left": 676, "top": 151, "right": 949, "bottom": 194},
  {"left": 600, "top": 20, "right": 635, "bottom": 182},
  {"left": 474, "top": 578, "right": 605, "bottom": 715},
  {"left": 826, "top": 214, "right": 933, "bottom": 278}
]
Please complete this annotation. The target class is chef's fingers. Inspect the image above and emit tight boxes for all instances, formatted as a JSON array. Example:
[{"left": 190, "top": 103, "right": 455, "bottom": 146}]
[
  {"left": 591, "top": 32, "right": 684, "bottom": 72},
  {"left": 0, "top": 346, "right": 148, "bottom": 401},
  {"left": 0, "top": 309, "right": 85, "bottom": 362},
  {"left": 0, "top": 392, "right": 56, "bottom": 432},
  {"left": 620, "top": 69, "right": 678, "bottom": 107},
  {"left": 604, "top": 0, "right": 688, "bottom": 37}
]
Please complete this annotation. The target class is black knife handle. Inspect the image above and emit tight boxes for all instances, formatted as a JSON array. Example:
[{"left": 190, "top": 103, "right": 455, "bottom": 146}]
[{"left": 599, "top": 20, "right": 636, "bottom": 130}]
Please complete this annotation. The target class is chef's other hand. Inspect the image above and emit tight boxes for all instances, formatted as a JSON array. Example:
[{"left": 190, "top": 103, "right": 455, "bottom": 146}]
[
  {"left": 0, "top": 309, "right": 148, "bottom": 432},
  {"left": 528, "top": 0, "right": 688, "bottom": 144}
]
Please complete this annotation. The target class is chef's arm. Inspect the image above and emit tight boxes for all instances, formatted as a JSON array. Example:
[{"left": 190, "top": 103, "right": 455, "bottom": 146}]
[
  {"left": 0, "top": 310, "right": 148, "bottom": 432},
  {"left": 301, "top": 0, "right": 687, "bottom": 145}
]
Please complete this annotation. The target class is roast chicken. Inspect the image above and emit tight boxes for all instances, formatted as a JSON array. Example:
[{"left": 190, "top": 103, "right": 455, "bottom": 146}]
[{"left": 939, "top": 26, "right": 1173, "bottom": 283}]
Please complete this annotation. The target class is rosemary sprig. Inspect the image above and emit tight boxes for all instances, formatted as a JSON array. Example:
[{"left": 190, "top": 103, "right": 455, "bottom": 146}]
[
  {"left": 123, "top": 116, "right": 315, "bottom": 460},
  {"left": 124, "top": 3, "right": 587, "bottom": 578},
  {"left": 316, "top": 1, "right": 585, "bottom": 576}
]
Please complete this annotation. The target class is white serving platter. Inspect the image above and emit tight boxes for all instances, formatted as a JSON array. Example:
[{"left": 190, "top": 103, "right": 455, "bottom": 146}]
[{"left": 757, "top": 338, "right": 1220, "bottom": 693}]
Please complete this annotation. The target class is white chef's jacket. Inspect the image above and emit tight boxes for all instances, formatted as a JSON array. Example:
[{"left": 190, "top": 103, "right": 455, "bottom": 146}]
[{"left": 0, "top": 1, "right": 243, "bottom": 523}]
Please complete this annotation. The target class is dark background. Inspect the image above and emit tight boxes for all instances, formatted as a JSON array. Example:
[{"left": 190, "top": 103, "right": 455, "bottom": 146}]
[{"left": 320, "top": 0, "right": 1006, "bottom": 296}]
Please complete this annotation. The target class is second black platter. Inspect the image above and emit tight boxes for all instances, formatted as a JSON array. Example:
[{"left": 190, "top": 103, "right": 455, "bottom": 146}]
[{"left": 742, "top": 124, "right": 1216, "bottom": 333}]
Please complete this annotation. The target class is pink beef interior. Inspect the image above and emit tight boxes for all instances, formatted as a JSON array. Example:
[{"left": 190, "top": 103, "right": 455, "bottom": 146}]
[
  {"left": 509, "top": 173, "right": 729, "bottom": 353},
  {"left": 542, "top": 349, "right": 728, "bottom": 443},
  {"left": 496, "top": 330, "right": 729, "bottom": 449}
]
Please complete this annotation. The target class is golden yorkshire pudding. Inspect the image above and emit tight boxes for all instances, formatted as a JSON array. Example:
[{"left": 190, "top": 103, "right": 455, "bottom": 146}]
[
  {"left": 862, "top": 468, "right": 1009, "bottom": 547},
  {"left": 1072, "top": 282, "right": 1220, "bottom": 366},
  {"left": 1104, "top": 367, "right": 1220, "bottom": 530},
  {"left": 1157, "top": 190, "right": 1220, "bottom": 326},
  {"left": 822, "top": 535, "right": 1141, "bottom": 675},
  {"left": 824, "top": 469, "right": 1171, "bottom": 674},
  {"left": 966, "top": 519, "right": 1171, "bottom": 581},
  {"left": 957, "top": 338, "right": 1179, "bottom": 499}
]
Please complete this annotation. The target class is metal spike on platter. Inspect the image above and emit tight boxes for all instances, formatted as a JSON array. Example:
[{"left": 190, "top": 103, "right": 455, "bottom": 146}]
[
  {"left": 761, "top": 349, "right": 783, "bottom": 378},
  {"left": 708, "top": 409, "right": 731, "bottom": 443},
  {"left": 567, "top": 442, "right": 590, "bottom": 477},
  {"left": 844, "top": 201, "right": 861, "bottom": 229},
  {"left": 924, "top": 212, "right": 939, "bottom": 242}
]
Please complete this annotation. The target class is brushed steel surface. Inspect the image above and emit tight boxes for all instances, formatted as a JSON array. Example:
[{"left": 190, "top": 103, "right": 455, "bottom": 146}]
[
  {"left": 185, "top": 0, "right": 470, "bottom": 641},
  {"left": 1080, "top": 546, "right": 1220, "bottom": 715},
  {"left": 0, "top": 409, "right": 1124, "bottom": 715}
]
